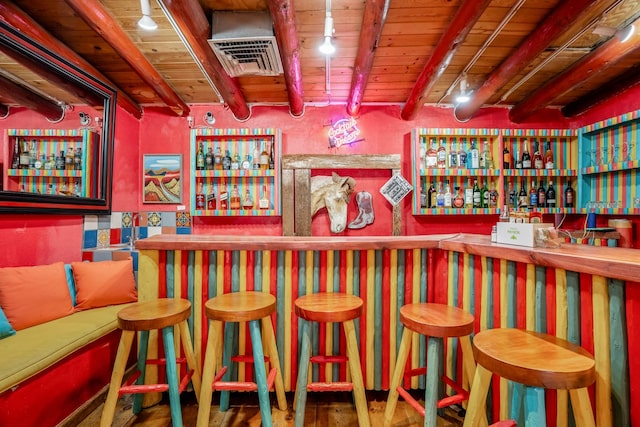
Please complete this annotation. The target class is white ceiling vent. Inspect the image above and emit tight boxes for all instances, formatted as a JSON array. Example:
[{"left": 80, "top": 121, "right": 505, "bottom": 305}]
[{"left": 208, "top": 11, "right": 283, "bottom": 77}]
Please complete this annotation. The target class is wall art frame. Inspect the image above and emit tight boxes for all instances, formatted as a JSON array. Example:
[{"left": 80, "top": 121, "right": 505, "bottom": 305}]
[{"left": 142, "top": 154, "right": 183, "bottom": 204}]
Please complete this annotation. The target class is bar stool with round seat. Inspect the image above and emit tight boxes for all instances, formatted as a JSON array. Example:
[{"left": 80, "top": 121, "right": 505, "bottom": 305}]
[
  {"left": 463, "top": 328, "right": 596, "bottom": 427},
  {"left": 384, "top": 303, "right": 480, "bottom": 427},
  {"left": 196, "top": 291, "right": 287, "bottom": 427},
  {"left": 100, "top": 298, "right": 201, "bottom": 427},
  {"left": 294, "top": 293, "right": 370, "bottom": 427}
]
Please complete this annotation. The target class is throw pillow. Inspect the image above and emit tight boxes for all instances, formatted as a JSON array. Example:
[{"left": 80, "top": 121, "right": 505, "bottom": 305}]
[
  {"left": 0, "top": 306, "right": 16, "bottom": 339},
  {"left": 71, "top": 258, "right": 137, "bottom": 311},
  {"left": 0, "top": 262, "right": 74, "bottom": 330}
]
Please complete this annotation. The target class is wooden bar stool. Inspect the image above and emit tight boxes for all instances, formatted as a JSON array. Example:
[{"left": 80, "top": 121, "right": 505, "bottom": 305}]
[
  {"left": 196, "top": 291, "right": 286, "bottom": 427},
  {"left": 294, "top": 293, "right": 370, "bottom": 427},
  {"left": 384, "top": 303, "right": 479, "bottom": 427},
  {"left": 463, "top": 328, "right": 596, "bottom": 427},
  {"left": 100, "top": 298, "right": 201, "bottom": 427}
]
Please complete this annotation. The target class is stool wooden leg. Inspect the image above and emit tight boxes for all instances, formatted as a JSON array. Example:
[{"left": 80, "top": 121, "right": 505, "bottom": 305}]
[
  {"left": 262, "top": 315, "right": 287, "bottom": 411},
  {"left": 294, "top": 320, "right": 312, "bottom": 427},
  {"left": 384, "top": 327, "right": 413, "bottom": 427},
  {"left": 196, "top": 320, "right": 222, "bottom": 427},
  {"left": 249, "top": 319, "right": 273, "bottom": 427},
  {"left": 133, "top": 330, "right": 150, "bottom": 414},
  {"left": 219, "top": 321, "right": 237, "bottom": 412},
  {"left": 424, "top": 337, "right": 442, "bottom": 427},
  {"left": 463, "top": 364, "right": 492, "bottom": 427},
  {"left": 100, "top": 330, "right": 134, "bottom": 427},
  {"left": 569, "top": 387, "right": 596, "bottom": 427},
  {"left": 344, "top": 319, "right": 370, "bottom": 427},
  {"left": 178, "top": 320, "right": 201, "bottom": 400},
  {"left": 162, "top": 326, "right": 183, "bottom": 427}
]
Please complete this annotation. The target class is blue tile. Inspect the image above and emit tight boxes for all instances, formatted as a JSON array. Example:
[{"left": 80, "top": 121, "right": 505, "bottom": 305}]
[
  {"left": 138, "top": 227, "right": 148, "bottom": 239},
  {"left": 83, "top": 230, "right": 98, "bottom": 249},
  {"left": 176, "top": 227, "right": 192, "bottom": 235},
  {"left": 122, "top": 228, "right": 133, "bottom": 244}
]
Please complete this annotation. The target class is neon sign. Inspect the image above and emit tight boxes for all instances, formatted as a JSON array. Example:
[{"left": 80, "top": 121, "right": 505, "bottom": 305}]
[{"left": 328, "top": 117, "right": 362, "bottom": 148}]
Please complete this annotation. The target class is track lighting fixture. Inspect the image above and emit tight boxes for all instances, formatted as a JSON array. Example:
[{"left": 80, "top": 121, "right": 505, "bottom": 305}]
[
  {"left": 455, "top": 75, "right": 470, "bottom": 104},
  {"left": 319, "top": 0, "right": 335, "bottom": 55},
  {"left": 138, "top": 0, "right": 158, "bottom": 31},
  {"left": 593, "top": 23, "right": 636, "bottom": 43}
]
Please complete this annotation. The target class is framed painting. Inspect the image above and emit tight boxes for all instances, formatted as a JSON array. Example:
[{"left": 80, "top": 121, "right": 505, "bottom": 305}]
[{"left": 142, "top": 154, "right": 182, "bottom": 204}]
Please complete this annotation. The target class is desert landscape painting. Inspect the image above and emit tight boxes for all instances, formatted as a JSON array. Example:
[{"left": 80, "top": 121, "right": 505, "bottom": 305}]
[{"left": 143, "top": 154, "right": 182, "bottom": 203}]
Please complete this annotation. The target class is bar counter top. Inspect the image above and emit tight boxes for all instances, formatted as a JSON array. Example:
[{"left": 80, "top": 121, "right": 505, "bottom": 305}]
[{"left": 136, "top": 233, "right": 640, "bottom": 283}]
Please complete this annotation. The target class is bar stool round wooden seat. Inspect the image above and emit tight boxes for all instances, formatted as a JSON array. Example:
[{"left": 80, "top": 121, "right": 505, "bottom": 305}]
[
  {"left": 196, "top": 291, "right": 286, "bottom": 427},
  {"left": 100, "top": 298, "right": 201, "bottom": 427},
  {"left": 294, "top": 293, "right": 370, "bottom": 427},
  {"left": 463, "top": 328, "right": 596, "bottom": 427},
  {"left": 384, "top": 303, "right": 479, "bottom": 427}
]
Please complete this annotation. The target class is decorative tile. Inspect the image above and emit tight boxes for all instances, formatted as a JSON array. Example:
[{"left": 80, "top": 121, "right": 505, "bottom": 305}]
[
  {"left": 122, "top": 212, "right": 133, "bottom": 228},
  {"left": 176, "top": 212, "right": 191, "bottom": 227},
  {"left": 147, "top": 212, "right": 162, "bottom": 227},
  {"left": 97, "top": 229, "right": 110, "bottom": 248},
  {"left": 83, "top": 230, "right": 98, "bottom": 249},
  {"left": 176, "top": 227, "right": 191, "bottom": 235}
]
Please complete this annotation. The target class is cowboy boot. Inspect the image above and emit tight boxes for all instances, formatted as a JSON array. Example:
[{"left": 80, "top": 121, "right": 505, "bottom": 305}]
[{"left": 348, "top": 191, "right": 375, "bottom": 229}]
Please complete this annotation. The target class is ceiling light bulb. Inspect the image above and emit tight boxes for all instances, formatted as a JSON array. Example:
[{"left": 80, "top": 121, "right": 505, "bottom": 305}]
[
  {"left": 618, "top": 24, "right": 635, "bottom": 43},
  {"left": 456, "top": 93, "right": 470, "bottom": 103},
  {"left": 319, "top": 36, "right": 335, "bottom": 55},
  {"left": 138, "top": 15, "right": 158, "bottom": 31}
]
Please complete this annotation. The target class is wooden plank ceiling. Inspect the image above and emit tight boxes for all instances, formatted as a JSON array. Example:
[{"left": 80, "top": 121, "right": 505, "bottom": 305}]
[{"left": 2, "top": 0, "right": 640, "bottom": 122}]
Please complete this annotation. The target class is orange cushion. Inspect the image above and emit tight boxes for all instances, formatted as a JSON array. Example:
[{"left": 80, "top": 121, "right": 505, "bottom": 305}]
[
  {"left": 71, "top": 258, "right": 137, "bottom": 311},
  {"left": 0, "top": 262, "right": 74, "bottom": 330}
]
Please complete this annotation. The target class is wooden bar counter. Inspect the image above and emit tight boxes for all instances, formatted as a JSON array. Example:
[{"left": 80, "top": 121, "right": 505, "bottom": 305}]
[{"left": 136, "top": 234, "right": 640, "bottom": 427}]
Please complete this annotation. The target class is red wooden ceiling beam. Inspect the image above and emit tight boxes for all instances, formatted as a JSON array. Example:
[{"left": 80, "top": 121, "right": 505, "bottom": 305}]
[
  {"left": 346, "top": 0, "right": 389, "bottom": 117},
  {"left": 454, "top": 0, "right": 602, "bottom": 122},
  {"left": 0, "top": 1, "right": 142, "bottom": 119},
  {"left": 401, "top": 0, "right": 492, "bottom": 121},
  {"left": 267, "top": 0, "right": 304, "bottom": 117},
  {"left": 562, "top": 63, "right": 640, "bottom": 118},
  {"left": 0, "top": 74, "right": 64, "bottom": 121},
  {"left": 65, "top": 0, "right": 190, "bottom": 117},
  {"left": 157, "top": 0, "right": 250, "bottom": 121},
  {"left": 510, "top": 25, "right": 640, "bottom": 123}
]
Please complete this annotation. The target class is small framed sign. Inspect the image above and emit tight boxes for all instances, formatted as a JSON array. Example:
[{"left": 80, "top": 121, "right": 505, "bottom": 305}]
[{"left": 379, "top": 173, "right": 412, "bottom": 206}]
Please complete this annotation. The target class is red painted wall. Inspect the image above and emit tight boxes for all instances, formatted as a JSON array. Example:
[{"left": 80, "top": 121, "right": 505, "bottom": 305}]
[{"left": 1, "top": 95, "right": 639, "bottom": 266}]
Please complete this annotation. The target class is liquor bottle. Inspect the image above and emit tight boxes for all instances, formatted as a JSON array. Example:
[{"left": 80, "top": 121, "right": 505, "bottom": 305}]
[
  {"left": 489, "top": 181, "right": 498, "bottom": 208},
  {"left": 458, "top": 139, "right": 468, "bottom": 168},
  {"left": 222, "top": 150, "right": 232, "bottom": 170},
  {"left": 229, "top": 185, "right": 241, "bottom": 209},
  {"left": 514, "top": 146, "right": 522, "bottom": 169},
  {"left": 218, "top": 182, "right": 229, "bottom": 210},
  {"left": 205, "top": 147, "right": 213, "bottom": 170},
  {"left": 537, "top": 181, "right": 546, "bottom": 208},
  {"left": 260, "top": 144, "right": 270, "bottom": 170},
  {"left": 55, "top": 150, "right": 65, "bottom": 170},
  {"left": 45, "top": 155, "right": 54, "bottom": 170},
  {"left": 195, "top": 182, "right": 206, "bottom": 210},
  {"left": 420, "top": 181, "right": 427, "bottom": 208},
  {"left": 253, "top": 142, "right": 261, "bottom": 169},
  {"left": 29, "top": 141, "right": 37, "bottom": 170},
  {"left": 19, "top": 140, "right": 30, "bottom": 169},
  {"left": 65, "top": 148, "right": 74, "bottom": 171},
  {"left": 481, "top": 180, "right": 489, "bottom": 208},
  {"left": 533, "top": 140, "right": 543, "bottom": 169},
  {"left": 241, "top": 155, "right": 252, "bottom": 170},
  {"left": 546, "top": 182, "right": 556, "bottom": 208},
  {"left": 521, "top": 139, "right": 531, "bottom": 169},
  {"left": 427, "top": 182, "right": 436, "bottom": 208},
  {"left": 269, "top": 141, "right": 275, "bottom": 169},
  {"left": 544, "top": 142, "right": 554, "bottom": 169},
  {"left": 11, "top": 140, "right": 19, "bottom": 169},
  {"left": 242, "top": 189, "right": 254, "bottom": 210},
  {"left": 207, "top": 185, "right": 216, "bottom": 210},
  {"left": 484, "top": 139, "right": 494, "bottom": 169},
  {"left": 473, "top": 179, "right": 481, "bottom": 208},
  {"left": 436, "top": 138, "right": 447, "bottom": 169},
  {"left": 508, "top": 183, "right": 517, "bottom": 208},
  {"left": 518, "top": 180, "right": 528, "bottom": 209},
  {"left": 453, "top": 187, "right": 465, "bottom": 208},
  {"left": 470, "top": 139, "right": 480, "bottom": 169},
  {"left": 529, "top": 180, "right": 538, "bottom": 209},
  {"left": 564, "top": 180, "right": 575, "bottom": 208},
  {"left": 464, "top": 179, "right": 474, "bottom": 208},
  {"left": 503, "top": 144, "right": 511, "bottom": 169},
  {"left": 73, "top": 147, "right": 82, "bottom": 170},
  {"left": 436, "top": 182, "right": 445, "bottom": 207},
  {"left": 444, "top": 182, "right": 452, "bottom": 207},
  {"left": 231, "top": 153, "right": 240, "bottom": 170},
  {"left": 419, "top": 137, "right": 426, "bottom": 174},
  {"left": 214, "top": 147, "right": 223, "bottom": 170},
  {"left": 448, "top": 140, "right": 458, "bottom": 168},
  {"left": 34, "top": 155, "right": 44, "bottom": 170},
  {"left": 259, "top": 185, "right": 270, "bottom": 209},
  {"left": 196, "top": 142, "right": 205, "bottom": 170},
  {"left": 425, "top": 138, "right": 438, "bottom": 169}
]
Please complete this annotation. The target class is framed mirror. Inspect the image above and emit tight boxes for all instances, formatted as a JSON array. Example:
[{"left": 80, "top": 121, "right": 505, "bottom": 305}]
[{"left": 0, "top": 20, "right": 115, "bottom": 214}]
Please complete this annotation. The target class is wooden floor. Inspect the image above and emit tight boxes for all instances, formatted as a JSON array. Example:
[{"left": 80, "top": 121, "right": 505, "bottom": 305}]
[{"left": 77, "top": 390, "right": 465, "bottom": 426}]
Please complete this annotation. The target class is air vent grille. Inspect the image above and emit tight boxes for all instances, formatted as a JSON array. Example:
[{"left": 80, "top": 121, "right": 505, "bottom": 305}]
[{"left": 208, "top": 11, "right": 283, "bottom": 77}]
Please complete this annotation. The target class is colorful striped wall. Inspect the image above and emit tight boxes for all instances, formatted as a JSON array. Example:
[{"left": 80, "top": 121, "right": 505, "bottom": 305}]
[{"left": 138, "top": 247, "right": 636, "bottom": 426}]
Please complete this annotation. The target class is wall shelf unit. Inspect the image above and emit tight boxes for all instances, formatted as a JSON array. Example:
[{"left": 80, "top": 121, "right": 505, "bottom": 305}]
[{"left": 189, "top": 128, "right": 281, "bottom": 217}]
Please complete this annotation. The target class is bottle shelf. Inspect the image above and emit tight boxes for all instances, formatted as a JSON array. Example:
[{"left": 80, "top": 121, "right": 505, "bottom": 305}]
[
  {"left": 502, "top": 169, "right": 577, "bottom": 177},
  {"left": 194, "top": 169, "right": 276, "bottom": 178},
  {"left": 7, "top": 169, "right": 83, "bottom": 178},
  {"left": 192, "top": 208, "right": 277, "bottom": 217},
  {"left": 580, "top": 159, "right": 639, "bottom": 175},
  {"left": 416, "top": 207, "right": 499, "bottom": 215},
  {"left": 420, "top": 169, "right": 501, "bottom": 177}
]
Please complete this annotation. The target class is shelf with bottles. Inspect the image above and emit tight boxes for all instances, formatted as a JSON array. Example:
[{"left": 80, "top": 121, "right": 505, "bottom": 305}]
[
  {"left": 417, "top": 175, "right": 501, "bottom": 215},
  {"left": 578, "top": 111, "right": 640, "bottom": 215},
  {"left": 189, "top": 128, "right": 281, "bottom": 217},
  {"left": 503, "top": 176, "right": 578, "bottom": 215},
  {"left": 3, "top": 129, "right": 98, "bottom": 197},
  {"left": 501, "top": 130, "right": 577, "bottom": 176}
]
